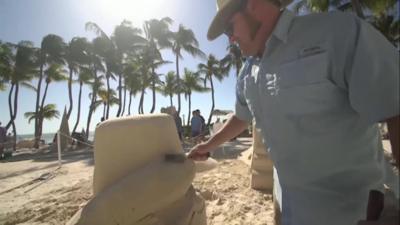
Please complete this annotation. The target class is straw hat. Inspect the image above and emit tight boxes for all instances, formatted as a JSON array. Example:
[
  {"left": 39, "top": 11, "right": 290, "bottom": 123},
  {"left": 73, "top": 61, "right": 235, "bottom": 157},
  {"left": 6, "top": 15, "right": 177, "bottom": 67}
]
[{"left": 207, "top": 0, "right": 293, "bottom": 40}]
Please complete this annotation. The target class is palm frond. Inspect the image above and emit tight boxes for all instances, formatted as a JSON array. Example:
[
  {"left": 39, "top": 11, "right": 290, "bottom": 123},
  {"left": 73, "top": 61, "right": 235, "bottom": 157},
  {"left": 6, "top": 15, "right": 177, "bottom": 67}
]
[
  {"left": 21, "top": 81, "right": 37, "bottom": 92},
  {"left": 85, "top": 22, "right": 110, "bottom": 39}
]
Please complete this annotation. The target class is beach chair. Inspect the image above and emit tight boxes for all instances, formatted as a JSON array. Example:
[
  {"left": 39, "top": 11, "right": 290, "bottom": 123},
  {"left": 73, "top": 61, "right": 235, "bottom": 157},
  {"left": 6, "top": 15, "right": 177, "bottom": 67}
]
[
  {"left": 1, "top": 136, "right": 16, "bottom": 158},
  {"left": 71, "top": 131, "right": 88, "bottom": 148}
]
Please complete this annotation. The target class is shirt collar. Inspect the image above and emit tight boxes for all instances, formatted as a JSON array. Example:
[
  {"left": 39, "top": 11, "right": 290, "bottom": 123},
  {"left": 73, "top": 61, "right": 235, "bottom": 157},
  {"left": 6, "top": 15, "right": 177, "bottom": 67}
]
[{"left": 270, "top": 10, "right": 295, "bottom": 43}]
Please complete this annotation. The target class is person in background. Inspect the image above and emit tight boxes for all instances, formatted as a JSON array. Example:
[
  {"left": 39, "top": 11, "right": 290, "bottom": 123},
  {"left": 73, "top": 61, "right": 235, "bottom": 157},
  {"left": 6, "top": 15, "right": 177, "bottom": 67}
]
[
  {"left": 196, "top": 109, "right": 207, "bottom": 142},
  {"left": 191, "top": 110, "right": 203, "bottom": 143},
  {"left": 170, "top": 107, "right": 184, "bottom": 141},
  {"left": 196, "top": 109, "right": 206, "bottom": 133}
]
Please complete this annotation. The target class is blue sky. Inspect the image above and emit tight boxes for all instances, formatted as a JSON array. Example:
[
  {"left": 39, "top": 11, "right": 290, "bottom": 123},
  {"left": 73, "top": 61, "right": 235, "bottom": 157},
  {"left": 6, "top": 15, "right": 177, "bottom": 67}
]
[{"left": 0, "top": 0, "right": 238, "bottom": 135}]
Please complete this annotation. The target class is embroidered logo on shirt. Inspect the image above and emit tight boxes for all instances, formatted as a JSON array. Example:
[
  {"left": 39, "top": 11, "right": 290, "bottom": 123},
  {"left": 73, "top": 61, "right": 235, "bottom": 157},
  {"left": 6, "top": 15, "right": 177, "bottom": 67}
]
[{"left": 299, "top": 46, "right": 325, "bottom": 58}]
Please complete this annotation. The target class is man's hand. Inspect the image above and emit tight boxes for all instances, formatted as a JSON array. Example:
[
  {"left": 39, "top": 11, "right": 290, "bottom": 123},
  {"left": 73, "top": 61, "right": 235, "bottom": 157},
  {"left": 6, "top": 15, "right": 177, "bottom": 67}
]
[
  {"left": 188, "top": 115, "right": 249, "bottom": 161},
  {"left": 187, "top": 142, "right": 212, "bottom": 161},
  {"left": 358, "top": 190, "right": 399, "bottom": 225}
]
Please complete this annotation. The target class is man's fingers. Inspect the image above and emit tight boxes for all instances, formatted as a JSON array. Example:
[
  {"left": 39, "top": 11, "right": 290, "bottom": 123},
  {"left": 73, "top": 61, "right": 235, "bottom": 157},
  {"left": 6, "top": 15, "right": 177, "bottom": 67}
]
[
  {"left": 383, "top": 190, "right": 399, "bottom": 213},
  {"left": 188, "top": 151, "right": 210, "bottom": 161},
  {"left": 188, "top": 154, "right": 207, "bottom": 161},
  {"left": 381, "top": 190, "right": 399, "bottom": 222}
]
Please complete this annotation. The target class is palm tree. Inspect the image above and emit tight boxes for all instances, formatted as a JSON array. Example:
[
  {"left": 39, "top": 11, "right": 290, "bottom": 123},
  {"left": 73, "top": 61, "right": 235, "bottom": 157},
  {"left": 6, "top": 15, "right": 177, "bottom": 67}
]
[
  {"left": 86, "top": 22, "right": 118, "bottom": 119},
  {"left": 1, "top": 42, "right": 16, "bottom": 131},
  {"left": 37, "top": 64, "right": 67, "bottom": 139},
  {"left": 132, "top": 46, "right": 158, "bottom": 114},
  {"left": 85, "top": 41, "right": 105, "bottom": 137},
  {"left": 143, "top": 17, "right": 174, "bottom": 113},
  {"left": 72, "top": 67, "right": 93, "bottom": 134},
  {"left": 158, "top": 71, "right": 177, "bottom": 107},
  {"left": 198, "top": 54, "right": 228, "bottom": 127},
  {"left": 0, "top": 42, "right": 15, "bottom": 126},
  {"left": 181, "top": 68, "right": 209, "bottom": 125},
  {"left": 65, "top": 37, "right": 90, "bottom": 121},
  {"left": 337, "top": 0, "right": 395, "bottom": 19},
  {"left": 40, "top": 64, "right": 67, "bottom": 115},
  {"left": 112, "top": 20, "right": 146, "bottom": 116},
  {"left": 25, "top": 104, "right": 60, "bottom": 126},
  {"left": 123, "top": 62, "right": 141, "bottom": 115},
  {"left": 34, "top": 34, "right": 65, "bottom": 147},
  {"left": 371, "top": 13, "right": 399, "bottom": 46},
  {"left": 144, "top": 17, "right": 174, "bottom": 48},
  {"left": 137, "top": 62, "right": 151, "bottom": 114},
  {"left": 170, "top": 24, "right": 206, "bottom": 115},
  {"left": 7, "top": 41, "right": 37, "bottom": 139},
  {"left": 0, "top": 42, "right": 13, "bottom": 92},
  {"left": 294, "top": 0, "right": 336, "bottom": 13},
  {"left": 221, "top": 43, "right": 243, "bottom": 77},
  {"left": 148, "top": 59, "right": 171, "bottom": 112},
  {"left": 97, "top": 88, "right": 118, "bottom": 118},
  {"left": 96, "top": 88, "right": 108, "bottom": 119},
  {"left": 363, "top": 0, "right": 399, "bottom": 46},
  {"left": 295, "top": 0, "right": 399, "bottom": 45},
  {"left": 86, "top": 74, "right": 105, "bottom": 136}
]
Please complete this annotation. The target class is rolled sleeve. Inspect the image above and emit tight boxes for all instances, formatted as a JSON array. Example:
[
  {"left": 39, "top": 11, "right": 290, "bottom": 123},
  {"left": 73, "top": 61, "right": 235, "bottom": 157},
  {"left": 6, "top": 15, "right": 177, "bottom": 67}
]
[
  {"left": 346, "top": 18, "right": 400, "bottom": 123},
  {"left": 235, "top": 59, "right": 254, "bottom": 123}
]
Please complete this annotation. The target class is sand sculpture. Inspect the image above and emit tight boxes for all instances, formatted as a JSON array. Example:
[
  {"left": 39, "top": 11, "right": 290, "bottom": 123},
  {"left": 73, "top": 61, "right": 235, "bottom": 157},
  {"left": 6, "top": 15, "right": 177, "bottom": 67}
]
[
  {"left": 67, "top": 114, "right": 207, "bottom": 225},
  {"left": 250, "top": 125, "right": 274, "bottom": 191},
  {"left": 52, "top": 107, "right": 71, "bottom": 150}
]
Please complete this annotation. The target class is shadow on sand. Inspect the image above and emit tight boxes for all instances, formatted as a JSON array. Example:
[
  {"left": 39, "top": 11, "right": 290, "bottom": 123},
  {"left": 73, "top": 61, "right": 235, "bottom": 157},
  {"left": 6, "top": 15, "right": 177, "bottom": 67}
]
[{"left": 0, "top": 147, "right": 94, "bottom": 180}]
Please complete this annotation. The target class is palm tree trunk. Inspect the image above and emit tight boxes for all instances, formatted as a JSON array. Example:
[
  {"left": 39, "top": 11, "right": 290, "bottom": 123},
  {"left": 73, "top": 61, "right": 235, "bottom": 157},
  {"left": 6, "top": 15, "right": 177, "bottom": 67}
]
[
  {"left": 121, "top": 85, "right": 127, "bottom": 116},
  {"left": 207, "top": 76, "right": 215, "bottom": 127},
  {"left": 106, "top": 73, "right": 111, "bottom": 119},
  {"left": 175, "top": 53, "right": 181, "bottom": 115},
  {"left": 67, "top": 66, "right": 74, "bottom": 120},
  {"left": 139, "top": 88, "right": 145, "bottom": 114},
  {"left": 85, "top": 70, "right": 98, "bottom": 139},
  {"left": 150, "top": 67, "right": 157, "bottom": 113},
  {"left": 72, "top": 82, "right": 83, "bottom": 133},
  {"left": 86, "top": 92, "right": 96, "bottom": 139},
  {"left": 105, "top": 71, "right": 111, "bottom": 119},
  {"left": 150, "top": 80, "right": 156, "bottom": 113},
  {"left": 103, "top": 103, "right": 106, "bottom": 118},
  {"left": 169, "top": 95, "right": 173, "bottom": 107},
  {"left": 351, "top": 0, "right": 365, "bottom": 19},
  {"left": 128, "top": 91, "right": 132, "bottom": 115},
  {"left": 36, "top": 81, "right": 50, "bottom": 148},
  {"left": 34, "top": 64, "right": 44, "bottom": 143},
  {"left": 116, "top": 74, "right": 122, "bottom": 117},
  {"left": 187, "top": 93, "right": 191, "bottom": 126},
  {"left": 6, "top": 83, "right": 15, "bottom": 130},
  {"left": 12, "top": 83, "right": 18, "bottom": 123},
  {"left": 10, "top": 83, "right": 19, "bottom": 148},
  {"left": 40, "top": 82, "right": 49, "bottom": 113},
  {"left": 11, "top": 120, "right": 16, "bottom": 151}
]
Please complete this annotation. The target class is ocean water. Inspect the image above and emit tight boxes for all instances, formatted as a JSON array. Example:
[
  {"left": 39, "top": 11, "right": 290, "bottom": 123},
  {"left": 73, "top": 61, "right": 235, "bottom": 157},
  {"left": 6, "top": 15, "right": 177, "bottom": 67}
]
[{"left": 17, "top": 132, "right": 95, "bottom": 144}]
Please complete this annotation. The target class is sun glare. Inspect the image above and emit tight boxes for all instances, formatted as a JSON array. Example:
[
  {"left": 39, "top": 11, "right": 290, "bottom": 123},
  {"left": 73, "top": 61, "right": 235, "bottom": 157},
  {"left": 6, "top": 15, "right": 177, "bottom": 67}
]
[{"left": 96, "top": 0, "right": 171, "bottom": 27}]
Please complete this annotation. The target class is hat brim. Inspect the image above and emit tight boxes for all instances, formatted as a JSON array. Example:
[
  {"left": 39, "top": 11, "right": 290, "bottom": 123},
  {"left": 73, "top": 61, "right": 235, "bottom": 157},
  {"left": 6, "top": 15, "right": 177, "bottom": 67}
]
[{"left": 207, "top": 0, "right": 243, "bottom": 41}]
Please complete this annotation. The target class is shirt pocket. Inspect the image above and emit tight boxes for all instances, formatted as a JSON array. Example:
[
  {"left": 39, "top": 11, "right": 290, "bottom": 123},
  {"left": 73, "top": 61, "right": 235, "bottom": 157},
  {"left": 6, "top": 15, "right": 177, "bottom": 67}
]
[{"left": 274, "top": 52, "right": 346, "bottom": 116}]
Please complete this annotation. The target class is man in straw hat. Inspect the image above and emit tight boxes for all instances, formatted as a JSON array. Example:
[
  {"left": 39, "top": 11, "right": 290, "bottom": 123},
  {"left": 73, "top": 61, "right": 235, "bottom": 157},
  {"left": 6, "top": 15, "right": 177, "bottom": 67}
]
[{"left": 189, "top": 0, "right": 399, "bottom": 224}]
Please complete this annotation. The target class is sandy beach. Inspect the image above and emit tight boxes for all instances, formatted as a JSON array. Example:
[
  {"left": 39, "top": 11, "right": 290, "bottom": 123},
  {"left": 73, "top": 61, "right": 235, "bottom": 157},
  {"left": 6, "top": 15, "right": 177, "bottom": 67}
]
[{"left": 0, "top": 137, "right": 277, "bottom": 225}]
